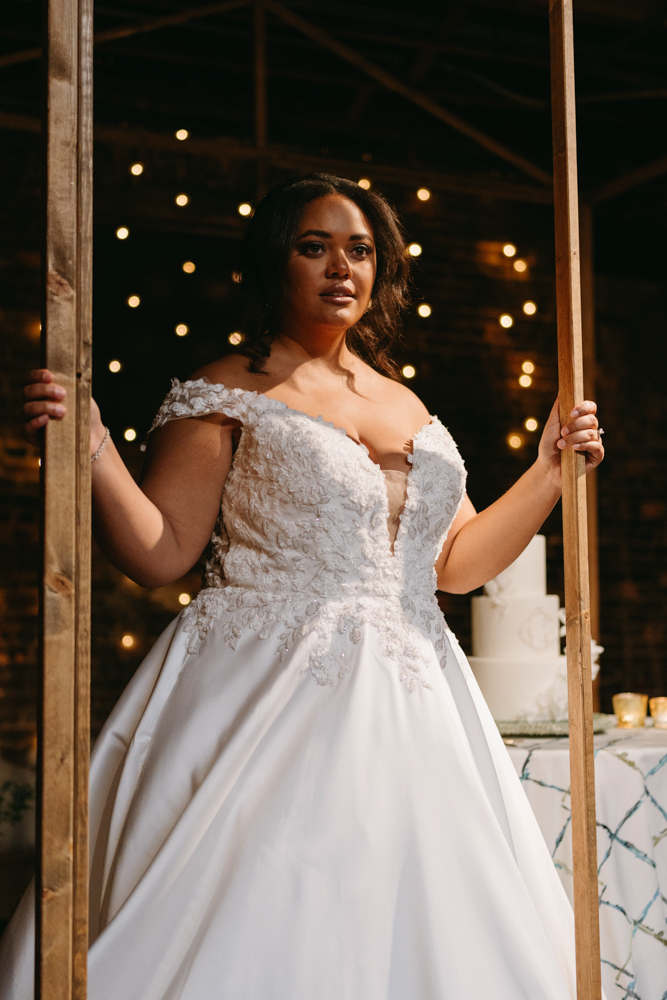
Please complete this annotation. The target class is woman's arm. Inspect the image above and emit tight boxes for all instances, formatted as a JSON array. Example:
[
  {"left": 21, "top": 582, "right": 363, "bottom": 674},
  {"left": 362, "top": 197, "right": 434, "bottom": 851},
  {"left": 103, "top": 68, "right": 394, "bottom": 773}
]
[
  {"left": 436, "top": 398, "right": 604, "bottom": 594},
  {"left": 24, "top": 369, "right": 235, "bottom": 588}
]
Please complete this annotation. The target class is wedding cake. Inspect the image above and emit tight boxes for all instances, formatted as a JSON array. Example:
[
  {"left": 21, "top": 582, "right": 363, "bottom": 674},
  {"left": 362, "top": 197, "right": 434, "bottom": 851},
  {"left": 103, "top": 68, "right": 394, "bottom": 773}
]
[{"left": 468, "top": 535, "right": 600, "bottom": 722}]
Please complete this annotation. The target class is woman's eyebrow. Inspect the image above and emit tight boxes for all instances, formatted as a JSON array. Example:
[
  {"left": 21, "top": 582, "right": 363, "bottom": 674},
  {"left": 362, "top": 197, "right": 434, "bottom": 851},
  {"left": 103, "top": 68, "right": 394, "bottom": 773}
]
[{"left": 295, "top": 229, "right": 373, "bottom": 241}]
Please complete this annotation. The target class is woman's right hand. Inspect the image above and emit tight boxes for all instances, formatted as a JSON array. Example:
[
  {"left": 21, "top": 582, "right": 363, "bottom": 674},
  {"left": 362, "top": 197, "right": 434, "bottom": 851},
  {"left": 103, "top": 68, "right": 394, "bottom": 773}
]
[{"left": 23, "top": 369, "right": 106, "bottom": 455}]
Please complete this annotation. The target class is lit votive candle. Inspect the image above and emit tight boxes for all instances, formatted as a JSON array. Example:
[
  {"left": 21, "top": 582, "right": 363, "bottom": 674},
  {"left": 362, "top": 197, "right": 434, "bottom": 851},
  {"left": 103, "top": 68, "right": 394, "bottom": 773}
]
[
  {"left": 612, "top": 692, "right": 648, "bottom": 729},
  {"left": 649, "top": 697, "right": 667, "bottom": 729}
]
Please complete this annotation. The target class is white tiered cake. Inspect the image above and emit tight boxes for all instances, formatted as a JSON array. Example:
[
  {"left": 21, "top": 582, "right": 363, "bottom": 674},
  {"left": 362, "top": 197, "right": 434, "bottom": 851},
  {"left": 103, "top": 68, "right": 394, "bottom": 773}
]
[{"left": 469, "top": 535, "right": 599, "bottom": 722}]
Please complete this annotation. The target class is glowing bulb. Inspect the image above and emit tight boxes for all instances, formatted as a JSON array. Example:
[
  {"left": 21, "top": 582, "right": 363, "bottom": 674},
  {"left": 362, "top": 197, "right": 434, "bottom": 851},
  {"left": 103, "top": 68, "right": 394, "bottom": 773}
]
[
  {"left": 417, "top": 188, "right": 431, "bottom": 201},
  {"left": 513, "top": 259, "right": 527, "bottom": 273},
  {"left": 503, "top": 243, "right": 517, "bottom": 257},
  {"left": 524, "top": 417, "right": 539, "bottom": 432},
  {"left": 130, "top": 162, "right": 143, "bottom": 176},
  {"left": 232, "top": 271, "right": 242, "bottom": 283},
  {"left": 519, "top": 374, "right": 533, "bottom": 387},
  {"left": 417, "top": 303, "right": 432, "bottom": 318},
  {"left": 178, "top": 593, "right": 191, "bottom": 606},
  {"left": 358, "top": 178, "right": 371, "bottom": 190},
  {"left": 108, "top": 359, "right": 122, "bottom": 373},
  {"left": 175, "top": 193, "right": 189, "bottom": 207},
  {"left": 127, "top": 295, "right": 140, "bottom": 308},
  {"left": 237, "top": 202, "right": 252, "bottom": 217},
  {"left": 521, "top": 360, "right": 535, "bottom": 374},
  {"left": 121, "top": 634, "right": 135, "bottom": 648},
  {"left": 228, "top": 331, "right": 244, "bottom": 345},
  {"left": 499, "top": 313, "right": 513, "bottom": 328},
  {"left": 124, "top": 428, "right": 137, "bottom": 442},
  {"left": 407, "top": 243, "right": 422, "bottom": 257},
  {"left": 523, "top": 300, "right": 537, "bottom": 315},
  {"left": 175, "top": 324, "right": 189, "bottom": 337},
  {"left": 175, "top": 129, "right": 189, "bottom": 140},
  {"left": 116, "top": 226, "right": 129, "bottom": 240},
  {"left": 182, "top": 261, "right": 196, "bottom": 273},
  {"left": 401, "top": 365, "right": 416, "bottom": 379},
  {"left": 507, "top": 433, "right": 523, "bottom": 450}
]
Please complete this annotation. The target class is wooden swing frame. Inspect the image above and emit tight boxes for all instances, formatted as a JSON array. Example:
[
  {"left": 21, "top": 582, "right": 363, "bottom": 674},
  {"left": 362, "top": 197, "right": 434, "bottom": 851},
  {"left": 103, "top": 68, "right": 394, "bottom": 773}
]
[{"left": 37, "top": 1, "right": 601, "bottom": 996}]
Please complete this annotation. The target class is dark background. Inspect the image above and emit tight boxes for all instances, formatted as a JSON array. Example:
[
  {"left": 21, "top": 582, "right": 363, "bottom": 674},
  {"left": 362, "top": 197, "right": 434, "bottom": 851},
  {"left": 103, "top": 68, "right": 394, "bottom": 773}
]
[{"left": 1, "top": 0, "right": 666, "bottom": 923}]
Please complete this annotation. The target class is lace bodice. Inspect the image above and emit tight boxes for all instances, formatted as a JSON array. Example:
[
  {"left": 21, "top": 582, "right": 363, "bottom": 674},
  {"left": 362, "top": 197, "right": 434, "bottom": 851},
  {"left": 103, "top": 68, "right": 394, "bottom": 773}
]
[{"left": 145, "top": 378, "right": 467, "bottom": 690}]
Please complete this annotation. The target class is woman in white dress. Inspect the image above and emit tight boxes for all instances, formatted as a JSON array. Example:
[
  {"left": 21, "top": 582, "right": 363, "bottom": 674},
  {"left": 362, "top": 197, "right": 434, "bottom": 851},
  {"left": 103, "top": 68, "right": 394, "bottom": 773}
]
[{"left": 5, "top": 174, "right": 604, "bottom": 999}]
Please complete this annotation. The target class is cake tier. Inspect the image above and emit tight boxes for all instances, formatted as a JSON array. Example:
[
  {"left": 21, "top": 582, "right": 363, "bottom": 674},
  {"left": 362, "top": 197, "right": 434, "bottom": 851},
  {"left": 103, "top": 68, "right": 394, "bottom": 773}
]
[
  {"left": 483, "top": 534, "right": 546, "bottom": 600},
  {"left": 469, "top": 655, "right": 568, "bottom": 722},
  {"left": 471, "top": 594, "right": 561, "bottom": 659}
]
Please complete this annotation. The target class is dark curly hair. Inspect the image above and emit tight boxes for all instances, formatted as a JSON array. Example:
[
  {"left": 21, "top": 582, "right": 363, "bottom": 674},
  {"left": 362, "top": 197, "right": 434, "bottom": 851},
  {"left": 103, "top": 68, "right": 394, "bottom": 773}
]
[{"left": 237, "top": 173, "right": 411, "bottom": 379}]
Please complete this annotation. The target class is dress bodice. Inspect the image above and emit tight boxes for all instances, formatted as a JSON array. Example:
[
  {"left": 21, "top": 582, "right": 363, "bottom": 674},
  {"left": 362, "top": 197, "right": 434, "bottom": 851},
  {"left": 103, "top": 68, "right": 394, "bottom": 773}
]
[{"left": 145, "top": 378, "right": 467, "bottom": 690}]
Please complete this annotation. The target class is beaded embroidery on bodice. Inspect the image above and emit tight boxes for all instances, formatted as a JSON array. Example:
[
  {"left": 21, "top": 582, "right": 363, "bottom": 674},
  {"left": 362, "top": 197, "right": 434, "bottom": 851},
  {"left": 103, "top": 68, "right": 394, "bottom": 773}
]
[{"left": 145, "top": 378, "right": 467, "bottom": 690}]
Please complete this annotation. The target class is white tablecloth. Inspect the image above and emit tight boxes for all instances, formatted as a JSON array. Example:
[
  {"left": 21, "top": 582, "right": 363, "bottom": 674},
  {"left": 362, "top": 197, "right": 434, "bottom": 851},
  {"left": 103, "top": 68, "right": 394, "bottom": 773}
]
[{"left": 506, "top": 726, "right": 667, "bottom": 1000}]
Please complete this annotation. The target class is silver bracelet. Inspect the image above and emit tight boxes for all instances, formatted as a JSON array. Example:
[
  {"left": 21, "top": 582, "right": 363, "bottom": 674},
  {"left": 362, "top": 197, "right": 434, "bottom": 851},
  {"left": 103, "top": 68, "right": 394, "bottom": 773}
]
[{"left": 91, "top": 426, "right": 110, "bottom": 463}]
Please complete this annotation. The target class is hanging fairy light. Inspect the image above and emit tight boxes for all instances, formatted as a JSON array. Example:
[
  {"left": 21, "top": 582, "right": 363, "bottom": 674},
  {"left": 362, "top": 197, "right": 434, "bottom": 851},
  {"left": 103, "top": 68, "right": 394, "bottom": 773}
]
[
  {"left": 182, "top": 261, "right": 196, "bottom": 273},
  {"left": 358, "top": 178, "right": 371, "bottom": 190},
  {"left": 175, "top": 324, "right": 189, "bottom": 337},
  {"left": 522, "top": 360, "right": 535, "bottom": 374},
  {"left": 513, "top": 259, "right": 527, "bottom": 272},
  {"left": 523, "top": 301, "right": 537, "bottom": 315},
  {"left": 178, "top": 593, "right": 191, "bottom": 606},
  {"left": 524, "top": 417, "right": 539, "bottom": 432},
  {"left": 401, "top": 365, "right": 416, "bottom": 379},
  {"left": 175, "top": 129, "right": 189, "bottom": 140},
  {"left": 407, "top": 243, "right": 422, "bottom": 257},
  {"left": 518, "top": 374, "right": 532, "bottom": 388},
  {"left": 507, "top": 433, "right": 523, "bottom": 449},
  {"left": 129, "top": 162, "right": 144, "bottom": 176},
  {"left": 121, "top": 634, "right": 135, "bottom": 648},
  {"left": 228, "top": 331, "right": 244, "bottom": 345},
  {"left": 237, "top": 203, "right": 252, "bottom": 217},
  {"left": 499, "top": 313, "right": 513, "bottom": 328},
  {"left": 116, "top": 227, "right": 129, "bottom": 240},
  {"left": 108, "top": 360, "right": 122, "bottom": 373},
  {"left": 503, "top": 244, "right": 516, "bottom": 257},
  {"left": 175, "top": 193, "right": 189, "bottom": 207},
  {"left": 127, "top": 295, "right": 140, "bottom": 308},
  {"left": 124, "top": 428, "right": 137, "bottom": 442},
  {"left": 416, "top": 188, "right": 431, "bottom": 201},
  {"left": 417, "top": 303, "right": 432, "bottom": 318}
]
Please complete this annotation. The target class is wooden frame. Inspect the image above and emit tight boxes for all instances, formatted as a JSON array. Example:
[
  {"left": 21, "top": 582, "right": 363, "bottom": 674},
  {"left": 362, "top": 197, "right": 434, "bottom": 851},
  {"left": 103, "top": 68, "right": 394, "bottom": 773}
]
[
  {"left": 38, "top": 0, "right": 92, "bottom": 997},
  {"left": 549, "top": 2, "right": 602, "bottom": 998}
]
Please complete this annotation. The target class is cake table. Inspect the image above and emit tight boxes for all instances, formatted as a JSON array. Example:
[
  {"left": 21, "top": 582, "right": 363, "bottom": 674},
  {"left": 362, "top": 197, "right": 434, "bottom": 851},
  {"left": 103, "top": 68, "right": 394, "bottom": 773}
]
[{"left": 505, "top": 725, "right": 667, "bottom": 1000}]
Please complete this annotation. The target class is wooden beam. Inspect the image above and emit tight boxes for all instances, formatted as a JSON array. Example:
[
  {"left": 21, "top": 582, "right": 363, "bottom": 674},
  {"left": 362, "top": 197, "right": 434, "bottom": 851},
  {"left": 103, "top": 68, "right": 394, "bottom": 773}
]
[
  {"left": 549, "top": 4, "right": 601, "bottom": 1000},
  {"left": 591, "top": 153, "right": 667, "bottom": 204},
  {"left": 266, "top": 0, "right": 553, "bottom": 186},
  {"left": 0, "top": 0, "right": 251, "bottom": 69},
  {"left": 38, "top": 0, "right": 92, "bottom": 997},
  {"left": 0, "top": 110, "right": 553, "bottom": 205}
]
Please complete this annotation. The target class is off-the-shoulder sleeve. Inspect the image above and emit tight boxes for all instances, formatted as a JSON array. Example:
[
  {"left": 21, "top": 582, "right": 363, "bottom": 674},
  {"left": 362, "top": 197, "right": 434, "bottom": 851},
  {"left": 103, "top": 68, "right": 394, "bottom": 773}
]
[{"left": 141, "top": 378, "right": 248, "bottom": 450}]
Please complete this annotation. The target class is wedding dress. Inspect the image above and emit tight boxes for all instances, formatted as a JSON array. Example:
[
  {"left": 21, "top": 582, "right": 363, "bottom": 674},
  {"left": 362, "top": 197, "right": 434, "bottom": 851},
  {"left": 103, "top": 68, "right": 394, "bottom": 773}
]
[{"left": 0, "top": 378, "right": 582, "bottom": 999}]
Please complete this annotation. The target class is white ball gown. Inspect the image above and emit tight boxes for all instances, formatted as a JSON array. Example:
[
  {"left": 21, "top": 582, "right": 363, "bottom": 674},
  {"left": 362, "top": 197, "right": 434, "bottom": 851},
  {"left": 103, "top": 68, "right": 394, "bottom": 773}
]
[{"left": 0, "top": 378, "right": 586, "bottom": 999}]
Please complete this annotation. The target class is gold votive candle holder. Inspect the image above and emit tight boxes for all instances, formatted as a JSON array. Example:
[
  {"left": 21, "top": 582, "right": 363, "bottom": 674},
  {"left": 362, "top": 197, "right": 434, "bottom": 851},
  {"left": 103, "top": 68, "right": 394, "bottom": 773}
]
[
  {"left": 649, "top": 697, "right": 667, "bottom": 729},
  {"left": 612, "top": 692, "right": 648, "bottom": 729}
]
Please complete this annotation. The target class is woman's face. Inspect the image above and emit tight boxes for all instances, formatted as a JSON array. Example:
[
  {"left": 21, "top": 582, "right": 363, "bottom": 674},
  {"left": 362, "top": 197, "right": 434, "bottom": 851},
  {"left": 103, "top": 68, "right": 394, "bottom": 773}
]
[{"left": 282, "top": 194, "right": 376, "bottom": 334}]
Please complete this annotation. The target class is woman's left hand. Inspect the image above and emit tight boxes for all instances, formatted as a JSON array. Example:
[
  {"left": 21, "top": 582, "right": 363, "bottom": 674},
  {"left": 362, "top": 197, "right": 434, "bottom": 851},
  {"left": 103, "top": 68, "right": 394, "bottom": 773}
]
[{"left": 538, "top": 397, "right": 605, "bottom": 485}]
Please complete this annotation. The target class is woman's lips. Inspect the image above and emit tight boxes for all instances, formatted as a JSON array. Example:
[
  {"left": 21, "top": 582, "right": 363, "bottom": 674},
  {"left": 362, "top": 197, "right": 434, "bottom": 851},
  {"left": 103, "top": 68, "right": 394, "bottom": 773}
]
[{"left": 320, "top": 289, "right": 355, "bottom": 303}]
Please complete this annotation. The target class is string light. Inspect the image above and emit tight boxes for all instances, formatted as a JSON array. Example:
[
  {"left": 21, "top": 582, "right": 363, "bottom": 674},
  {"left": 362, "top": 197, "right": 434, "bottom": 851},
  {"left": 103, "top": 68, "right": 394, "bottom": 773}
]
[
  {"left": 121, "top": 634, "right": 135, "bottom": 648},
  {"left": 178, "top": 593, "right": 191, "bottom": 606},
  {"left": 358, "top": 178, "right": 371, "bottom": 190},
  {"left": 407, "top": 243, "right": 422, "bottom": 257},
  {"left": 519, "top": 374, "right": 532, "bottom": 387},
  {"left": 108, "top": 360, "right": 122, "bottom": 373},
  {"left": 521, "top": 360, "right": 535, "bottom": 374},
  {"left": 513, "top": 259, "right": 527, "bottom": 272},
  {"left": 503, "top": 243, "right": 517, "bottom": 257},
  {"left": 130, "top": 162, "right": 143, "bottom": 176},
  {"left": 417, "top": 188, "right": 431, "bottom": 201},
  {"left": 417, "top": 303, "right": 432, "bottom": 318},
  {"left": 523, "top": 300, "right": 537, "bottom": 315},
  {"left": 116, "top": 226, "right": 129, "bottom": 240},
  {"left": 499, "top": 313, "right": 513, "bottom": 328},
  {"left": 507, "top": 433, "right": 523, "bottom": 450},
  {"left": 182, "top": 261, "right": 196, "bottom": 273},
  {"left": 127, "top": 295, "right": 140, "bottom": 308},
  {"left": 237, "top": 203, "right": 252, "bottom": 217},
  {"left": 524, "top": 417, "right": 539, "bottom": 432},
  {"left": 175, "top": 324, "right": 189, "bottom": 337},
  {"left": 175, "top": 193, "right": 189, "bottom": 207},
  {"left": 401, "top": 364, "right": 416, "bottom": 379},
  {"left": 175, "top": 129, "right": 189, "bottom": 140},
  {"left": 124, "top": 428, "right": 137, "bottom": 442},
  {"left": 228, "top": 331, "right": 244, "bottom": 345}
]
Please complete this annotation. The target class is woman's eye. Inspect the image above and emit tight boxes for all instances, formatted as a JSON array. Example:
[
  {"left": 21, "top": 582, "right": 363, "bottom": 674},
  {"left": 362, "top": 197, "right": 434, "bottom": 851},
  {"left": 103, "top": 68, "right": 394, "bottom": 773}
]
[
  {"left": 352, "top": 244, "right": 371, "bottom": 257},
  {"left": 300, "top": 241, "right": 325, "bottom": 255}
]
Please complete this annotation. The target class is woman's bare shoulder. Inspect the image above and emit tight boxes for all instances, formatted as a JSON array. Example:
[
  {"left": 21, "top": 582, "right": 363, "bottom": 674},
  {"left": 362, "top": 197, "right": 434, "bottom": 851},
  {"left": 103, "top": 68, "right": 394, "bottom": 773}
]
[
  {"left": 190, "top": 352, "right": 265, "bottom": 391},
  {"left": 363, "top": 365, "right": 431, "bottom": 423}
]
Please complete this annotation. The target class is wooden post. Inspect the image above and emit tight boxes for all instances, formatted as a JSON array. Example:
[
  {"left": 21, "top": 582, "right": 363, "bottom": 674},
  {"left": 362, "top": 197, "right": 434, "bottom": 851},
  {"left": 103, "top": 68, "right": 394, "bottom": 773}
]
[
  {"left": 549, "top": 3, "right": 601, "bottom": 999},
  {"left": 254, "top": 0, "right": 267, "bottom": 200},
  {"left": 38, "top": 1, "right": 93, "bottom": 997}
]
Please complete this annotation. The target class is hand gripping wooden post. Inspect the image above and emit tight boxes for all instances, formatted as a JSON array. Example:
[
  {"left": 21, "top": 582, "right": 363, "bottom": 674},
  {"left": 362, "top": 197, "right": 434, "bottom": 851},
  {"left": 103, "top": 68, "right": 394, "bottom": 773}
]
[
  {"left": 549, "top": 3, "right": 602, "bottom": 998},
  {"left": 38, "top": 0, "right": 93, "bottom": 997}
]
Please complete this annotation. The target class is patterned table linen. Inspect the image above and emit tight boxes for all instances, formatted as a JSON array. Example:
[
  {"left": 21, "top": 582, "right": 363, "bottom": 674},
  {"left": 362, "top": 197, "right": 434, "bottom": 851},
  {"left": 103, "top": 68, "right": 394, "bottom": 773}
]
[{"left": 506, "top": 727, "right": 667, "bottom": 1000}]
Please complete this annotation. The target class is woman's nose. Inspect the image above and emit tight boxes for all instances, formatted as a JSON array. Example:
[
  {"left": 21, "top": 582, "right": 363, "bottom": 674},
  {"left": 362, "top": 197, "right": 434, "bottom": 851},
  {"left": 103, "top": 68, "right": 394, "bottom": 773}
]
[{"left": 325, "top": 251, "right": 350, "bottom": 278}]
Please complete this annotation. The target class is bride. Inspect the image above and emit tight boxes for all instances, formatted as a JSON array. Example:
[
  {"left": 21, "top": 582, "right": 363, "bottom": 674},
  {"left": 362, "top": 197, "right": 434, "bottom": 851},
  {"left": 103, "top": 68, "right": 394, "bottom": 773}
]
[{"left": 5, "top": 173, "right": 604, "bottom": 998}]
